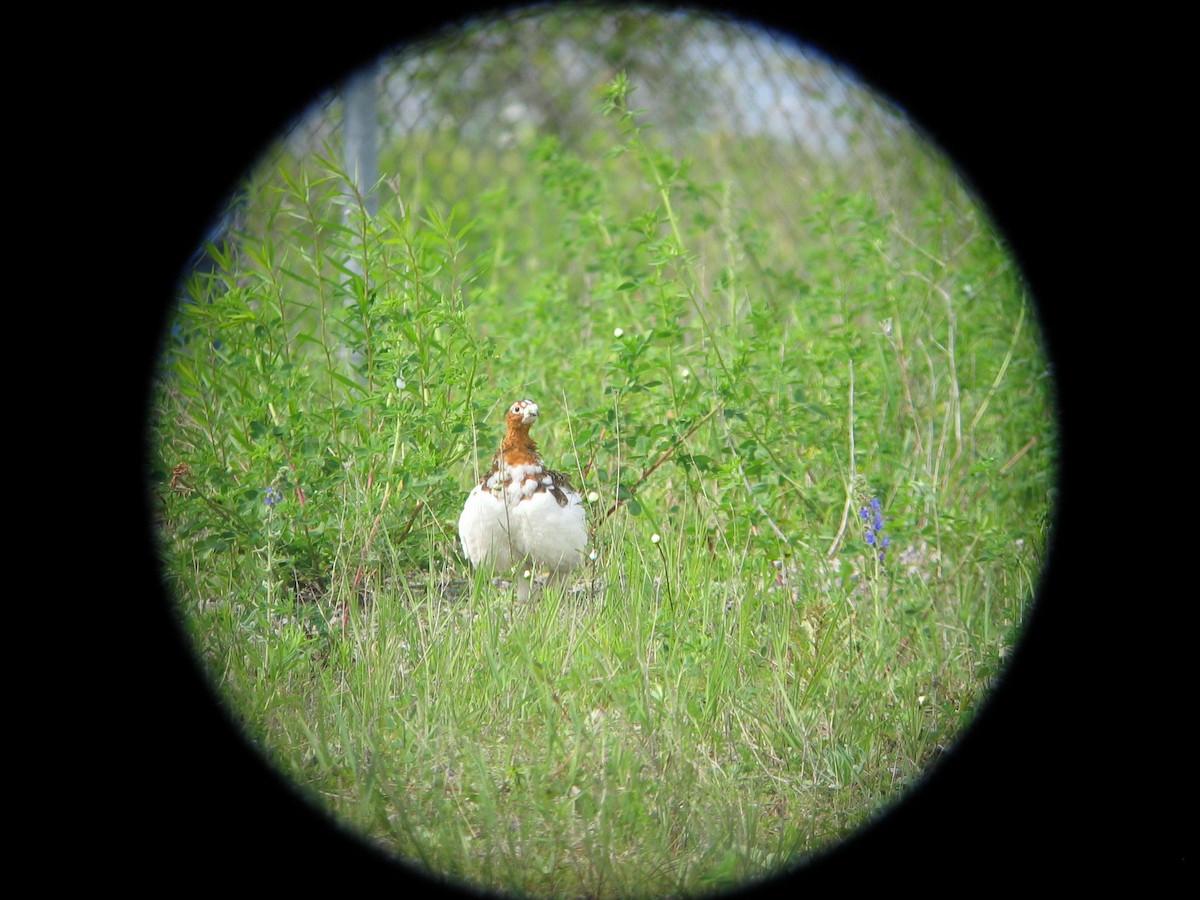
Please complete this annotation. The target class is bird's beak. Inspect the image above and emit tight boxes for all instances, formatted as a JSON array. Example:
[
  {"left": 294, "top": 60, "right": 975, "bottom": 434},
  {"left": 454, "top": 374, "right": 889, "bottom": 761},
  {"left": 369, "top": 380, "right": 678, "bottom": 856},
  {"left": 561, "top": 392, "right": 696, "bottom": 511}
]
[{"left": 522, "top": 402, "right": 540, "bottom": 423}]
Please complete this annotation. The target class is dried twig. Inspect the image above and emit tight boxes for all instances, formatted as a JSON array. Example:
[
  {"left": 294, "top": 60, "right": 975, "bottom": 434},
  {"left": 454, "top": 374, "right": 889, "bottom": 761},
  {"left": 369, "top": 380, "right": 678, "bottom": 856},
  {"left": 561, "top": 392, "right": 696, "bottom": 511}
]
[
  {"left": 599, "top": 408, "right": 718, "bottom": 522},
  {"left": 827, "top": 359, "right": 855, "bottom": 559}
]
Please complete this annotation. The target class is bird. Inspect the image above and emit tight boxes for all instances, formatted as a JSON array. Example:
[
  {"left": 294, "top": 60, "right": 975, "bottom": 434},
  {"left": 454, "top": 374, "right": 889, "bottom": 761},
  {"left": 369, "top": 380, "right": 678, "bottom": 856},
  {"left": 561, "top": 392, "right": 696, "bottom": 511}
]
[{"left": 458, "top": 399, "right": 587, "bottom": 600}]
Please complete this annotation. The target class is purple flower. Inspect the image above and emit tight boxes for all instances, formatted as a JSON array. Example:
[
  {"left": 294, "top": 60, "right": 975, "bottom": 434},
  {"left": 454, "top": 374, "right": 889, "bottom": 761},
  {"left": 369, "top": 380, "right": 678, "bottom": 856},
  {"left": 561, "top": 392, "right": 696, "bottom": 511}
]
[
  {"left": 860, "top": 495, "right": 889, "bottom": 564},
  {"left": 264, "top": 486, "right": 283, "bottom": 507}
]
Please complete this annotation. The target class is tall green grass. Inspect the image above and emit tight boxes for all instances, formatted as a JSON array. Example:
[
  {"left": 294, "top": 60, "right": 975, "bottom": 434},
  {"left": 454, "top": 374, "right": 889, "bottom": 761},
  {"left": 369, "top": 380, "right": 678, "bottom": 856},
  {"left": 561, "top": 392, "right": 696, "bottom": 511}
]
[{"left": 152, "top": 72, "right": 1054, "bottom": 897}]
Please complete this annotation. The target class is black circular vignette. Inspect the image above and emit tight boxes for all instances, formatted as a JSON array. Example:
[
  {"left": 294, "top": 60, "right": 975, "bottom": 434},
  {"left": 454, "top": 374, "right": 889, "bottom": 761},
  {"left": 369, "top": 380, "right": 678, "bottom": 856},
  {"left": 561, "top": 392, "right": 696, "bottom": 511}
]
[{"left": 111, "top": 3, "right": 1129, "bottom": 893}]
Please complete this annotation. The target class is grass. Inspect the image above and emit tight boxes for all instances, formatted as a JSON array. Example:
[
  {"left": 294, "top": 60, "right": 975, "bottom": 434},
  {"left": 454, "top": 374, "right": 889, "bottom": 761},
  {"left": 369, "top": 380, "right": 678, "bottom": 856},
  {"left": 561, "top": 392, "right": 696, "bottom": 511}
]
[{"left": 152, "top": 66, "right": 1054, "bottom": 898}]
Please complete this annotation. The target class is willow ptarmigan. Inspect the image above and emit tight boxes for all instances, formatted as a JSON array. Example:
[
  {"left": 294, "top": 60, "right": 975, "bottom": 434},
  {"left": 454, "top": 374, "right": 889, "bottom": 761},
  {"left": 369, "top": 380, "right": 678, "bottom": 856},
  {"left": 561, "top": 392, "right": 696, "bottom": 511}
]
[{"left": 458, "top": 399, "right": 587, "bottom": 599}]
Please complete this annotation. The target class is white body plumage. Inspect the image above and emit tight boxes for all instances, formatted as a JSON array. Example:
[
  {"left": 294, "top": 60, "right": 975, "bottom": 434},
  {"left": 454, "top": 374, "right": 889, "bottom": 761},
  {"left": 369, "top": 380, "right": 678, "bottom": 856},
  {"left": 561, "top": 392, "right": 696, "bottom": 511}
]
[
  {"left": 459, "top": 463, "right": 587, "bottom": 573},
  {"left": 458, "top": 400, "right": 587, "bottom": 597}
]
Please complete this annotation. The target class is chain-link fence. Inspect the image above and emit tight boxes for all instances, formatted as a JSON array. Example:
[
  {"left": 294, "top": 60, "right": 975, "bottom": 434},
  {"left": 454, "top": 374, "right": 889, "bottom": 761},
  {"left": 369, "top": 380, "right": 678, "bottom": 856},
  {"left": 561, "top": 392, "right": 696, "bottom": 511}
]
[{"left": 220, "top": 6, "right": 967, "bottom": 280}]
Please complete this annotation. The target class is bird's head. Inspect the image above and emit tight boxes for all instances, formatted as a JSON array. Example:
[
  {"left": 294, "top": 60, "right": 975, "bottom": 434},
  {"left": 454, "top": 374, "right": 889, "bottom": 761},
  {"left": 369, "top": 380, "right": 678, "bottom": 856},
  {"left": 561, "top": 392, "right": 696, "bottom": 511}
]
[{"left": 506, "top": 399, "right": 540, "bottom": 429}]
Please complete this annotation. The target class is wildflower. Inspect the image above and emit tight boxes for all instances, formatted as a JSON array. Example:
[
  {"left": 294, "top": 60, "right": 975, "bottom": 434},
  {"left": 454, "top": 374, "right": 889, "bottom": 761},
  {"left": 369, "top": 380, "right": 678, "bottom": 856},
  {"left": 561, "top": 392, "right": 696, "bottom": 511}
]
[
  {"left": 264, "top": 486, "right": 283, "bottom": 507},
  {"left": 587, "top": 490, "right": 600, "bottom": 503},
  {"left": 613, "top": 327, "right": 624, "bottom": 338},
  {"left": 651, "top": 533, "right": 661, "bottom": 544},
  {"left": 395, "top": 376, "right": 406, "bottom": 390},
  {"left": 859, "top": 495, "right": 888, "bottom": 563}
]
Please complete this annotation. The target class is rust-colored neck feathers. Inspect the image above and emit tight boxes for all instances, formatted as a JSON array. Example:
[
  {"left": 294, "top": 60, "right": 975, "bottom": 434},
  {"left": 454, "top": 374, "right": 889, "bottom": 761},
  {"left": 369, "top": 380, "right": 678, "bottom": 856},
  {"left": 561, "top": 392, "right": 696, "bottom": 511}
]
[{"left": 500, "top": 411, "right": 542, "bottom": 467}]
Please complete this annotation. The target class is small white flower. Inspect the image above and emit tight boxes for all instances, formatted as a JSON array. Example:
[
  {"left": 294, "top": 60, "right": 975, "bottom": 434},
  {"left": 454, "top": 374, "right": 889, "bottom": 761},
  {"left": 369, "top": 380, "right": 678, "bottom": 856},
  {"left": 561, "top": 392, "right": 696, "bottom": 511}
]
[
  {"left": 395, "top": 377, "right": 406, "bottom": 390},
  {"left": 587, "top": 490, "right": 600, "bottom": 503},
  {"left": 651, "top": 533, "right": 661, "bottom": 544},
  {"left": 588, "top": 550, "right": 598, "bottom": 561},
  {"left": 679, "top": 367, "right": 690, "bottom": 379},
  {"left": 613, "top": 327, "right": 624, "bottom": 338}
]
